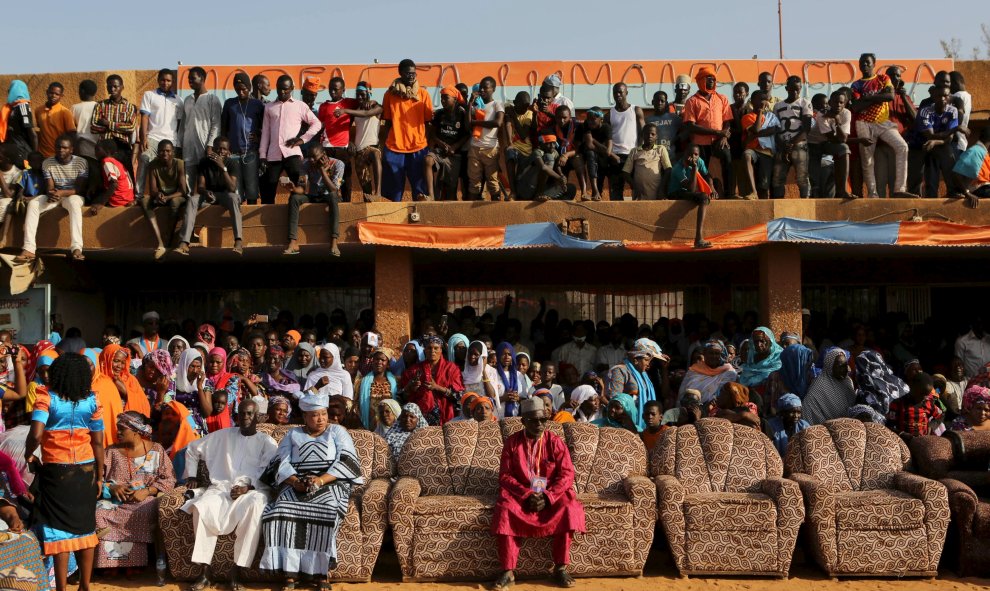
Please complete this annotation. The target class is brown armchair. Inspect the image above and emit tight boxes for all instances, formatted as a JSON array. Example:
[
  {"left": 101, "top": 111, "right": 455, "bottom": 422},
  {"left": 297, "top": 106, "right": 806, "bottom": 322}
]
[
  {"left": 388, "top": 419, "right": 655, "bottom": 582},
  {"left": 785, "top": 418, "right": 950, "bottom": 577},
  {"left": 158, "top": 424, "right": 393, "bottom": 582},
  {"left": 649, "top": 418, "right": 804, "bottom": 577},
  {"left": 910, "top": 430, "right": 990, "bottom": 577}
]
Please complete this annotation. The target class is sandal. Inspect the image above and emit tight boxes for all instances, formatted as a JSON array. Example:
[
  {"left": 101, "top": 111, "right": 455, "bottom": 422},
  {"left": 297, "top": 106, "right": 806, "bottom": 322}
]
[
  {"left": 154, "top": 247, "right": 167, "bottom": 260},
  {"left": 173, "top": 243, "right": 190, "bottom": 256},
  {"left": 281, "top": 582, "right": 296, "bottom": 591},
  {"left": 317, "top": 582, "right": 332, "bottom": 591},
  {"left": 282, "top": 247, "right": 300, "bottom": 256},
  {"left": 553, "top": 566, "right": 575, "bottom": 588},
  {"left": 694, "top": 240, "right": 713, "bottom": 250},
  {"left": 189, "top": 576, "right": 211, "bottom": 591},
  {"left": 492, "top": 571, "right": 515, "bottom": 591},
  {"left": 233, "top": 241, "right": 244, "bottom": 255},
  {"left": 330, "top": 245, "right": 341, "bottom": 257},
  {"left": 71, "top": 249, "right": 85, "bottom": 261}
]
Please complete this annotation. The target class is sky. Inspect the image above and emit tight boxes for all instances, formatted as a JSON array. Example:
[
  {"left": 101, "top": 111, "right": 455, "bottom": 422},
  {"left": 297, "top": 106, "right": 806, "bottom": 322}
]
[{"left": 9, "top": 0, "right": 989, "bottom": 73}]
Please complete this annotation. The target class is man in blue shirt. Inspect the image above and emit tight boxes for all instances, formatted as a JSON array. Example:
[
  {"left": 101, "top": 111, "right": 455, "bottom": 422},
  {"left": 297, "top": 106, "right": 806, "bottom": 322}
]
[
  {"left": 908, "top": 86, "right": 960, "bottom": 197},
  {"left": 667, "top": 144, "right": 714, "bottom": 249},
  {"left": 221, "top": 72, "right": 265, "bottom": 204}
]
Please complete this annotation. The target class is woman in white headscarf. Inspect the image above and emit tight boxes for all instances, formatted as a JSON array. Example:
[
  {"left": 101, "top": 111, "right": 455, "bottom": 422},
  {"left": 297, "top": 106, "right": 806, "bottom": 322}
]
[
  {"left": 567, "top": 384, "right": 601, "bottom": 423},
  {"left": 462, "top": 340, "right": 503, "bottom": 415},
  {"left": 172, "top": 349, "right": 210, "bottom": 435},
  {"left": 303, "top": 343, "right": 355, "bottom": 402},
  {"left": 285, "top": 343, "right": 317, "bottom": 385}
]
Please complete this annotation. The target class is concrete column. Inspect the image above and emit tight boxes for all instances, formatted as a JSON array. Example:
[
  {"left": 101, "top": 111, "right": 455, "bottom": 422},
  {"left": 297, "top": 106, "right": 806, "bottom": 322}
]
[
  {"left": 374, "top": 247, "right": 414, "bottom": 349},
  {"left": 758, "top": 243, "right": 803, "bottom": 337}
]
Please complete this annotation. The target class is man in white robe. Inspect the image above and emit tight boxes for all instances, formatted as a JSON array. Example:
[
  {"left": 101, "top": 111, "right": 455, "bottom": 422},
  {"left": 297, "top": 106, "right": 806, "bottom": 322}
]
[{"left": 181, "top": 400, "right": 277, "bottom": 590}]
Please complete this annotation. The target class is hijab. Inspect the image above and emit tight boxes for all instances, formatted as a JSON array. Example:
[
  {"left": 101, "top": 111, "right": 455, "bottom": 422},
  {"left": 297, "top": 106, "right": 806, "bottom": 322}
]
[
  {"left": 385, "top": 402, "right": 428, "bottom": 461},
  {"left": 0, "top": 81, "right": 29, "bottom": 143},
  {"left": 570, "top": 384, "right": 599, "bottom": 422},
  {"left": 802, "top": 347, "right": 857, "bottom": 425},
  {"left": 357, "top": 351, "right": 397, "bottom": 429},
  {"left": 447, "top": 333, "right": 469, "bottom": 363},
  {"left": 376, "top": 398, "right": 402, "bottom": 437},
  {"left": 85, "top": 347, "right": 122, "bottom": 446},
  {"left": 286, "top": 342, "right": 317, "bottom": 382},
  {"left": 174, "top": 349, "right": 203, "bottom": 393},
  {"left": 495, "top": 342, "right": 522, "bottom": 416},
  {"left": 462, "top": 341, "right": 490, "bottom": 384},
  {"left": 162, "top": 400, "right": 201, "bottom": 459},
  {"left": 623, "top": 340, "right": 659, "bottom": 429},
  {"left": 206, "top": 347, "right": 234, "bottom": 391},
  {"left": 739, "top": 327, "right": 783, "bottom": 387},
  {"left": 100, "top": 344, "right": 151, "bottom": 417},
  {"left": 855, "top": 350, "right": 908, "bottom": 415},
  {"left": 391, "top": 340, "right": 425, "bottom": 376},
  {"left": 779, "top": 344, "right": 814, "bottom": 398},
  {"left": 596, "top": 392, "right": 639, "bottom": 431}
]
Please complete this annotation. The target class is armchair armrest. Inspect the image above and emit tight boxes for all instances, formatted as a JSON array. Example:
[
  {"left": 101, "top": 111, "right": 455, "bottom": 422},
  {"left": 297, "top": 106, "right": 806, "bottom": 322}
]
[
  {"left": 908, "top": 435, "right": 953, "bottom": 479},
  {"left": 759, "top": 477, "right": 805, "bottom": 574},
  {"left": 654, "top": 475, "right": 686, "bottom": 572},
  {"left": 388, "top": 477, "right": 423, "bottom": 576},
  {"left": 892, "top": 472, "right": 950, "bottom": 571},
  {"left": 939, "top": 477, "right": 980, "bottom": 534},
  {"left": 623, "top": 475, "right": 657, "bottom": 570},
  {"left": 788, "top": 471, "right": 837, "bottom": 573},
  {"left": 359, "top": 477, "right": 391, "bottom": 538}
]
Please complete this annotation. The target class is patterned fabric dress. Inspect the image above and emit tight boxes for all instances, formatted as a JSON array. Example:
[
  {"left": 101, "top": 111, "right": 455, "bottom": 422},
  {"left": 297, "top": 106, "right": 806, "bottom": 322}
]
[
  {"left": 94, "top": 443, "right": 176, "bottom": 567},
  {"left": 0, "top": 485, "right": 47, "bottom": 591},
  {"left": 259, "top": 425, "right": 364, "bottom": 577}
]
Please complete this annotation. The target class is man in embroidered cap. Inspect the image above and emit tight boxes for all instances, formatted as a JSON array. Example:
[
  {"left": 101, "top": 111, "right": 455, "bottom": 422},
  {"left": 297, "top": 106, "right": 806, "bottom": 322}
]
[
  {"left": 181, "top": 400, "right": 278, "bottom": 591},
  {"left": 681, "top": 66, "right": 736, "bottom": 197},
  {"left": 491, "top": 397, "right": 586, "bottom": 590},
  {"left": 672, "top": 75, "right": 692, "bottom": 114}
]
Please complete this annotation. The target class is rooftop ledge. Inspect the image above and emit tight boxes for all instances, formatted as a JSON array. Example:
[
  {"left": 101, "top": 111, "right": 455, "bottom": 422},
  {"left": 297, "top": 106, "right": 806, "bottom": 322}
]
[{"left": 2, "top": 198, "right": 983, "bottom": 255}]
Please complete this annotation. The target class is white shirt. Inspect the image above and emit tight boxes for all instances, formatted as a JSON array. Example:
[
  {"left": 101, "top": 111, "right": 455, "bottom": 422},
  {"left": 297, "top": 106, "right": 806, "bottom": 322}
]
[
  {"left": 595, "top": 344, "right": 627, "bottom": 370},
  {"left": 953, "top": 90, "right": 972, "bottom": 151},
  {"left": 72, "top": 101, "right": 99, "bottom": 159},
  {"left": 955, "top": 330, "right": 990, "bottom": 378},
  {"left": 140, "top": 89, "right": 184, "bottom": 147},
  {"left": 181, "top": 92, "right": 222, "bottom": 164},
  {"left": 774, "top": 97, "right": 813, "bottom": 143},
  {"left": 552, "top": 341, "right": 598, "bottom": 376},
  {"left": 471, "top": 99, "right": 504, "bottom": 149},
  {"left": 552, "top": 94, "right": 575, "bottom": 117},
  {"left": 182, "top": 427, "right": 278, "bottom": 491}
]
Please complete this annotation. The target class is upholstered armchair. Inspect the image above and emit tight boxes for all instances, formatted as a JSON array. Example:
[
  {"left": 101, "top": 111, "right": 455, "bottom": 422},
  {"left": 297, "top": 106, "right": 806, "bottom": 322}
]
[
  {"left": 910, "top": 430, "right": 990, "bottom": 577},
  {"left": 785, "top": 418, "right": 949, "bottom": 577},
  {"left": 649, "top": 418, "right": 803, "bottom": 577}
]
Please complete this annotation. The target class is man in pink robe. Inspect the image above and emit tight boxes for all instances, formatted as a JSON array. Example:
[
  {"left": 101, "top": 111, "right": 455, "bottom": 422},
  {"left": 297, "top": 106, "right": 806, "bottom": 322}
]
[{"left": 491, "top": 398, "right": 585, "bottom": 590}]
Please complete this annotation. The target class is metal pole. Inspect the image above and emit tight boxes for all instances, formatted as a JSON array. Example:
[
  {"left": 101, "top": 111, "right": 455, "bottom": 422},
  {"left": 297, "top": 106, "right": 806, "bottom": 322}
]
[{"left": 778, "top": 0, "right": 784, "bottom": 59}]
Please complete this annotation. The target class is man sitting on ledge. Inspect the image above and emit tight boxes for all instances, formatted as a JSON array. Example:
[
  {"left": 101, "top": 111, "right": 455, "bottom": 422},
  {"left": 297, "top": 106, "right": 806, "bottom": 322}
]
[{"left": 491, "top": 398, "right": 585, "bottom": 591}]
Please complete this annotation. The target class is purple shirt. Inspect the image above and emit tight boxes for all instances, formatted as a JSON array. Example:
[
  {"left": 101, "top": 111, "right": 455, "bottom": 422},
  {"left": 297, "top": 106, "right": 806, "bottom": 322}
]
[{"left": 259, "top": 98, "right": 320, "bottom": 161}]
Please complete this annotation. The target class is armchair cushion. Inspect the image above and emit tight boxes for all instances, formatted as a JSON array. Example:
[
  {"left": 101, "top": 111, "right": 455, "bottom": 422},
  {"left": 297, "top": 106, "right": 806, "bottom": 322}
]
[
  {"left": 683, "top": 492, "right": 776, "bottom": 531},
  {"left": 834, "top": 490, "right": 924, "bottom": 530}
]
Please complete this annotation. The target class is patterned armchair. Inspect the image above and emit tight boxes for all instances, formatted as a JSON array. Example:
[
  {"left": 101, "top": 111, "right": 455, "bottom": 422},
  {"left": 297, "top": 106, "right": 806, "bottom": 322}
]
[
  {"left": 388, "top": 419, "right": 655, "bottom": 582},
  {"left": 910, "top": 431, "right": 990, "bottom": 577},
  {"left": 785, "top": 418, "right": 949, "bottom": 577},
  {"left": 158, "top": 424, "right": 393, "bottom": 582},
  {"left": 649, "top": 418, "right": 803, "bottom": 577}
]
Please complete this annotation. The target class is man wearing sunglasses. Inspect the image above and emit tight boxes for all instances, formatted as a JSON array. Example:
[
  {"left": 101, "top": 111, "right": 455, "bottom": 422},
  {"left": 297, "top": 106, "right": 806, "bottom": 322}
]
[{"left": 491, "top": 398, "right": 586, "bottom": 590}]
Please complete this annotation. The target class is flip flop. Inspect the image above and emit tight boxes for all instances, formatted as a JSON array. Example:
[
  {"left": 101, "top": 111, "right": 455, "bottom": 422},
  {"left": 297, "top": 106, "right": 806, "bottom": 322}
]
[
  {"left": 694, "top": 240, "right": 713, "bottom": 250},
  {"left": 282, "top": 248, "right": 300, "bottom": 256}
]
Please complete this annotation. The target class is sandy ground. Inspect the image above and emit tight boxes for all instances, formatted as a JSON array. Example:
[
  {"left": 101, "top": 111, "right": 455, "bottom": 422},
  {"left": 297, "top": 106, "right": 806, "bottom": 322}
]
[{"left": 88, "top": 547, "right": 990, "bottom": 591}]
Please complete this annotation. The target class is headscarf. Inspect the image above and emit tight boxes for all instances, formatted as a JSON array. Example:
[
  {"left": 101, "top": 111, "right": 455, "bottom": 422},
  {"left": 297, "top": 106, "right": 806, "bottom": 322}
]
[
  {"left": 357, "top": 351, "right": 396, "bottom": 428},
  {"left": 391, "top": 340, "right": 425, "bottom": 376},
  {"left": 206, "top": 347, "right": 234, "bottom": 391},
  {"left": 722, "top": 382, "right": 751, "bottom": 408},
  {"left": 167, "top": 335, "right": 190, "bottom": 356},
  {"left": 197, "top": 324, "right": 216, "bottom": 345},
  {"left": 802, "top": 347, "right": 857, "bottom": 425},
  {"left": 681, "top": 339, "right": 737, "bottom": 404},
  {"left": 227, "top": 347, "right": 251, "bottom": 371},
  {"left": 376, "top": 399, "right": 402, "bottom": 437},
  {"left": 385, "top": 403, "right": 427, "bottom": 461},
  {"left": 847, "top": 403, "right": 887, "bottom": 424},
  {"left": 440, "top": 85, "right": 465, "bottom": 105},
  {"left": 963, "top": 385, "right": 990, "bottom": 412},
  {"left": 147, "top": 349, "right": 174, "bottom": 378},
  {"left": 776, "top": 393, "right": 803, "bottom": 412},
  {"left": 681, "top": 389, "right": 702, "bottom": 406},
  {"left": 462, "top": 341, "right": 490, "bottom": 385},
  {"left": 470, "top": 395, "right": 497, "bottom": 421},
  {"left": 84, "top": 347, "right": 121, "bottom": 446},
  {"left": 174, "top": 349, "right": 203, "bottom": 393},
  {"left": 299, "top": 392, "right": 330, "bottom": 412},
  {"left": 460, "top": 391, "right": 480, "bottom": 414},
  {"left": 597, "top": 392, "right": 639, "bottom": 431},
  {"left": 855, "top": 350, "right": 908, "bottom": 415},
  {"left": 0, "top": 80, "right": 30, "bottom": 143},
  {"left": 117, "top": 411, "right": 153, "bottom": 438},
  {"left": 268, "top": 395, "right": 292, "bottom": 421},
  {"left": 100, "top": 344, "right": 152, "bottom": 417},
  {"left": 570, "top": 384, "right": 599, "bottom": 423},
  {"left": 695, "top": 66, "right": 716, "bottom": 87},
  {"left": 163, "top": 400, "right": 201, "bottom": 459},
  {"left": 446, "top": 333, "right": 469, "bottom": 362},
  {"left": 307, "top": 343, "right": 355, "bottom": 398},
  {"left": 812, "top": 345, "right": 848, "bottom": 378},
  {"left": 27, "top": 340, "right": 56, "bottom": 381},
  {"left": 779, "top": 344, "right": 814, "bottom": 398},
  {"left": 286, "top": 342, "right": 317, "bottom": 382},
  {"left": 622, "top": 340, "right": 658, "bottom": 429},
  {"left": 495, "top": 342, "right": 521, "bottom": 415},
  {"left": 34, "top": 350, "right": 58, "bottom": 383},
  {"left": 739, "top": 327, "right": 783, "bottom": 387}
]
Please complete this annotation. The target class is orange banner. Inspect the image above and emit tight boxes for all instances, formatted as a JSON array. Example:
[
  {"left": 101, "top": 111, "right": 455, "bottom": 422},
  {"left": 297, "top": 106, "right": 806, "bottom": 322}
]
[
  {"left": 896, "top": 220, "right": 990, "bottom": 246},
  {"left": 358, "top": 221, "right": 505, "bottom": 249},
  {"left": 624, "top": 223, "right": 770, "bottom": 252}
]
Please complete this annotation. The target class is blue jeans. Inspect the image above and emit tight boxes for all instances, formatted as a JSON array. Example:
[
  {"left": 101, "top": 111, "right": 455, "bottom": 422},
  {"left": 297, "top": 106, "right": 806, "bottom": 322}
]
[
  {"left": 229, "top": 151, "right": 260, "bottom": 204},
  {"left": 382, "top": 146, "right": 428, "bottom": 201}
]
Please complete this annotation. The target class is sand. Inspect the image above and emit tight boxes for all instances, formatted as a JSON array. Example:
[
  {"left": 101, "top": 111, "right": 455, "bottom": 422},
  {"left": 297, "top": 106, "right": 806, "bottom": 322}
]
[{"left": 89, "top": 548, "right": 990, "bottom": 591}]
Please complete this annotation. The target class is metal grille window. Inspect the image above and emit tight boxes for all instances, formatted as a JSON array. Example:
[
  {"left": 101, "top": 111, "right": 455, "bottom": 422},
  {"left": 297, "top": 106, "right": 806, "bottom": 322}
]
[{"left": 886, "top": 286, "right": 931, "bottom": 325}]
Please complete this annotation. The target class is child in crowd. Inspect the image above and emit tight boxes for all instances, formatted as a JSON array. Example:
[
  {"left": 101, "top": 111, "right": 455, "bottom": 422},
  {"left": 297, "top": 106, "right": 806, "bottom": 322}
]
[
  {"left": 816, "top": 90, "right": 855, "bottom": 199},
  {"left": 667, "top": 144, "right": 715, "bottom": 249},
  {"left": 888, "top": 372, "right": 944, "bottom": 438},
  {"left": 640, "top": 400, "right": 665, "bottom": 451},
  {"left": 204, "top": 390, "right": 231, "bottom": 432},
  {"left": 89, "top": 139, "right": 136, "bottom": 214},
  {"left": 581, "top": 108, "right": 612, "bottom": 201},
  {"left": 622, "top": 123, "right": 671, "bottom": 200},
  {"left": 504, "top": 91, "right": 535, "bottom": 199},
  {"left": 953, "top": 126, "right": 990, "bottom": 208}
]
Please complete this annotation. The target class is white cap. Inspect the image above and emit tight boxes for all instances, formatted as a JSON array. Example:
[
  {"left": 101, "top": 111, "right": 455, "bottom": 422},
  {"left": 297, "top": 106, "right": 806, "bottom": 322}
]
[
  {"left": 143, "top": 311, "right": 160, "bottom": 322},
  {"left": 801, "top": 308, "right": 811, "bottom": 316}
]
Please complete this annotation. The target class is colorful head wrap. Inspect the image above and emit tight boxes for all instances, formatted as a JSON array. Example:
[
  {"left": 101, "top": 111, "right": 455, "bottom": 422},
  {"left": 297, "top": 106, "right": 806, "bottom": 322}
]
[
  {"left": 963, "top": 385, "right": 990, "bottom": 411},
  {"left": 441, "top": 84, "right": 465, "bottom": 104},
  {"left": 197, "top": 324, "right": 216, "bottom": 343},
  {"left": 300, "top": 392, "right": 330, "bottom": 412},
  {"left": 302, "top": 77, "right": 322, "bottom": 93},
  {"left": 146, "top": 349, "right": 174, "bottom": 378},
  {"left": 776, "top": 393, "right": 803, "bottom": 412},
  {"left": 267, "top": 344, "right": 286, "bottom": 360},
  {"left": 355, "top": 82, "right": 372, "bottom": 94},
  {"left": 695, "top": 66, "right": 716, "bottom": 86},
  {"left": 268, "top": 395, "right": 292, "bottom": 419},
  {"left": 423, "top": 335, "right": 445, "bottom": 348},
  {"left": 117, "top": 410, "right": 153, "bottom": 438},
  {"left": 285, "top": 330, "right": 301, "bottom": 345},
  {"left": 470, "top": 395, "right": 497, "bottom": 420},
  {"left": 586, "top": 109, "right": 604, "bottom": 118},
  {"left": 629, "top": 338, "right": 662, "bottom": 359},
  {"left": 539, "top": 134, "right": 558, "bottom": 144},
  {"left": 702, "top": 339, "right": 729, "bottom": 365}
]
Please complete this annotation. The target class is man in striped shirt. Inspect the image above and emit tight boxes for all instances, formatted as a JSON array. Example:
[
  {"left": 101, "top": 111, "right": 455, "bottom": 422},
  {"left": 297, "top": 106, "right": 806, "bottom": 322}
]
[{"left": 91, "top": 74, "right": 138, "bottom": 177}]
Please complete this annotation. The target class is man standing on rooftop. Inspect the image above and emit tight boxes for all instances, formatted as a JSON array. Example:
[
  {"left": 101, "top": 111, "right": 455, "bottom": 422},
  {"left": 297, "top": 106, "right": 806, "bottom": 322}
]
[
  {"left": 681, "top": 67, "right": 735, "bottom": 198},
  {"left": 380, "top": 59, "right": 433, "bottom": 202},
  {"left": 259, "top": 75, "right": 321, "bottom": 204}
]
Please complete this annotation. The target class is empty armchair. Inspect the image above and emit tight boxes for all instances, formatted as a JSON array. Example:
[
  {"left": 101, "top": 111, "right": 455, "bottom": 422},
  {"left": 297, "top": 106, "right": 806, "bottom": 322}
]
[
  {"left": 650, "top": 418, "right": 804, "bottom": 577},
  {"left": 785, "top": 418, "right": 949, "bottom": 577}
]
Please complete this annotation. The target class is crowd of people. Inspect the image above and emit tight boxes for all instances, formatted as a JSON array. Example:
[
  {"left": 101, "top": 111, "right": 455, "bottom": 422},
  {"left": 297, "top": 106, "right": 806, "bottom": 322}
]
[
  {"left": 0, "top": 297, "right": 987, "bottom": 590},
  {"left": 2, "top": 54, "right": 988, "bottom": 254}
]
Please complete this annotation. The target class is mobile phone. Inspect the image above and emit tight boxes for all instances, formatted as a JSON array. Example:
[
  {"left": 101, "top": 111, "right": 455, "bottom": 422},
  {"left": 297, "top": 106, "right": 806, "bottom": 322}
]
[
  {"left": 256, "top": 314, "right": 269, "bottom": 323},
  {"left": 440, "top": 314, "right": 448, "bottom": 326}
]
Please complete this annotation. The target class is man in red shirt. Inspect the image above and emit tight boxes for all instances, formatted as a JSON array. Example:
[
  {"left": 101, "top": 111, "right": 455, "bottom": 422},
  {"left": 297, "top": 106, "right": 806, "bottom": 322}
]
[
  {"left": 89, "top": 139, "right": 135, "bottom": 214},
  {"left": 317, "top": 77, "right": 359, "bottom": 201},
  {"left": 681, "top": 67, "right": 735, "bottom": 197}
]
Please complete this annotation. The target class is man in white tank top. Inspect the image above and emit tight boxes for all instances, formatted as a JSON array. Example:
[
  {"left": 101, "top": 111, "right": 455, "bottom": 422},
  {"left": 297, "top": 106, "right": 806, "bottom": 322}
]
[{"left": 604, "top": 83, "right": 644, "bottom": 200}]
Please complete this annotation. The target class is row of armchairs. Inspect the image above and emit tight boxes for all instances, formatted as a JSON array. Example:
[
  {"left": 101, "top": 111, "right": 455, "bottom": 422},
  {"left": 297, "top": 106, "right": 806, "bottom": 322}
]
[{"left": 157, "top": 417, "right": 984, "bottom": 581}]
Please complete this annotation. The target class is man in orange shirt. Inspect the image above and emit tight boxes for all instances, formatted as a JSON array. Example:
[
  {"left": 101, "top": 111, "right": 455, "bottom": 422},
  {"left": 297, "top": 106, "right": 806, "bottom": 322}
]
[
  {"left": 681, "top": 67, "right": 735, "bottom": 198},
  {"left": 381, "top": 59, "right": 433, "bottom": 201},
  {"left": 36, "top": 82, "right": 77, "bottom": 159}
]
